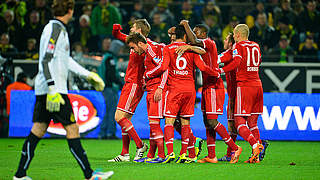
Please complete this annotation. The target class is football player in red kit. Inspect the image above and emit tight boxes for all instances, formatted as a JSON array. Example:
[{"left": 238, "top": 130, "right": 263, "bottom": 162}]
[
  {"left": 217, "top": 24, "right": 264, "bottom": 163},
  {"left": 180, "top": 20, "right": 242, "bottom": 163},
  {"left": 145, "top": 25, "right": 219, "bottom": 163}
]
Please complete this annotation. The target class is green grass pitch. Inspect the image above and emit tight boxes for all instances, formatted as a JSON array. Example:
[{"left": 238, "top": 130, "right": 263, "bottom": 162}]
[{"left": 1, "top": 138, "right": 319, "bottom": 180}]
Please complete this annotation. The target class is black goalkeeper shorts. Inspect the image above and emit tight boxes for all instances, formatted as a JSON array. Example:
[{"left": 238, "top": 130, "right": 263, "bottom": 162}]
[{"left": 32, "top": 94, "right": 75, "bottom": 126}]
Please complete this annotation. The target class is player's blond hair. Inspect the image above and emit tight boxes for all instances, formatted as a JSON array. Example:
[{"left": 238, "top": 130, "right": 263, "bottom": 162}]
[
  {"left": 234, "top": 24, "right": 250, "bottom": 38},
  {"left": 134, "top": 19, "right": 151, "bottom": 37}
]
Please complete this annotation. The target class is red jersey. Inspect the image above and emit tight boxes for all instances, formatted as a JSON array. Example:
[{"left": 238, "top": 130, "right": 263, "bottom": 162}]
[
  {"left": 146, "top": 42, "right": 218, "bottom": 91},
  {"left": 219, "top": 49, "right": 236, "bottom": 98},
  {"left": 201, "top": 38, "right": 224, "bottom": 89},
  {"left": 222, "top": 40, "right": 262, "bottom": 87},
  {"left": 144, "top": 43, "right": 167, "bottom": 92},
  {"left": 112, "top": 28, "right": 147, "bottom": 84}
]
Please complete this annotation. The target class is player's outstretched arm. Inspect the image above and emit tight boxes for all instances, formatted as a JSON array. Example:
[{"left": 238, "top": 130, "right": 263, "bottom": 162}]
[
  {"left": 218, "top": 50, "right": 233, "bottom": 64},
  {"left": 194, "top": 54, "right": 220, "bottom": 77},
  {"left": 145, "top": 46, "right": 170, "bottom": 79},
  {"left": 175, "top": 45, "right": 206, "bottom": 55},
  {"left": 112, "top": 24, "right": 127, "bottom": 42},
  {"left": 180, "top": 20, "right": 203, "bottom": 47}
]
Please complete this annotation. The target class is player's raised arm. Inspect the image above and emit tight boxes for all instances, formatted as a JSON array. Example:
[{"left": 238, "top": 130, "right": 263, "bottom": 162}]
[
  {"left": 112, "top": 24, "right": 127, "bottom": 42},
  {"left": 180, "top": 20, "right": 204, "bottom": 47}
]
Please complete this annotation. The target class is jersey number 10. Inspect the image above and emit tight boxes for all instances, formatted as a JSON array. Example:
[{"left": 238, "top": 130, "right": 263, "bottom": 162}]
[{"left": 246, "top": 47, "right": 260, "bottom": 67}]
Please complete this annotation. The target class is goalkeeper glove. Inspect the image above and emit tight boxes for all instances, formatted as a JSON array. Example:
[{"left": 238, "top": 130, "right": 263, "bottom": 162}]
[
  {"left": 87, "top": 72, "right": 105, "bottom": 91},
  {"left": 46, "top": 85, "right": 65, "bottom": 112}
]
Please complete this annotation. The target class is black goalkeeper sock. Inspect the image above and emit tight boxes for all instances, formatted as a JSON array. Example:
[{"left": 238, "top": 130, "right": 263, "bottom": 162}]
[
  {"left": 67, "top": 138, "right": 93, "bottom": 179},
  {"left": 15, "top": 132, "right": 41, "bottom": 178}
]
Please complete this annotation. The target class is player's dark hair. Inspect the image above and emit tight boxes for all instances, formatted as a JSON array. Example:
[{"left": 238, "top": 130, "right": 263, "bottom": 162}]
[
  {"left": 195, "top": 24, "right": 210, "bottom": 35},
  {"left": 175, "top": 25, "right": 186, "bottom": 40},
  {"left": 228, "top": 32, "right": 235, "bottom": 44},
  {"left": 134, "top": 19, "right": 151, "bottom": 37},
  {"left": 126, "top": 32, "right": 147, "bottom": 44},
  {"left": 52, "top": 0, "right": 75, "bottom": 17}
]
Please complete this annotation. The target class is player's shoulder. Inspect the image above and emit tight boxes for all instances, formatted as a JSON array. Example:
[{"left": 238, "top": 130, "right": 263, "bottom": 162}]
[{"left": 238, "top": 40, "right": 259, "bottom": 48}]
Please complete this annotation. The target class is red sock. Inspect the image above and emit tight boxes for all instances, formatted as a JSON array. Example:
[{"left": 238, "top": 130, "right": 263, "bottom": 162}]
[
  {"left": 227, "top": 133, "right": 237, "bottom": 157},
  {"left": 187, "top": 130, "right": 196, "bottom": 158},
  {"left": 147, "top": 125, "right": 156, "bottom": 158},
  {"left": 206, "top": 128, "right": 216, "bottom": 159},
  {"left": 250, "top": 126, "right": 262, "bottom": 144},
  {"left": 120, "top": 129, "right": 130, "bottom": 155},
  {"left": 215, "top": 123, "right": 238, "bottom": 151},
  {"left": 150, "top": 122, "right": 165, "bottom": 158},
  {"left": 180, "top": 125, "right": 190, "bottom": 155},
  {"left": 235, "top": 116, "right": 258, "bottom": 147},
  {"left": 248, "top": 115, "right": 261, "bottom": 144},
  {"left": 118, "top": 117, "right": 143, "bottom": 148},
  {"left": 164, "top": 124, "right": 174, "bottom": 155}
]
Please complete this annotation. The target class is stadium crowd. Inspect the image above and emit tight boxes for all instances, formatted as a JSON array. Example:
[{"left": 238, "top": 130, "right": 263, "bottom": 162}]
[{"left": 0, "top": 0, "right": 319, "bottom": 63}]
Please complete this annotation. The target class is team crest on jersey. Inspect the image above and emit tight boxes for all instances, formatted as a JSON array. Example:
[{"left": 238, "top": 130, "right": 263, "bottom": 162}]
[
  {"left": 153, "top": 57, "right": 161, "bottom": 64},
  {"left": 233, "top": 49, "right": 238, "bottom": 55},
  {"left": 47, "top": 43, "right": 55, "bottom": 53}
]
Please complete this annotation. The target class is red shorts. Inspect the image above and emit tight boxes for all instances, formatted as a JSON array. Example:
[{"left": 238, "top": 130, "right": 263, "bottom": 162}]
[
  {"left": 201, "top": 88, "right": 225, "bottom": 119},
  {"left": 227, "top": 95, "right": 235, "bottom": 121},
  {"left": 164, "top": 90, "right": 196, "bottom": 118},
  {"left": 117, "top": 82, "right": 144, "bottom": 114},
  {"left": 234, "top": 86, "right": 263, "bottom": 116},
  {"left": 146, "top": 89, "right": 165, "bottom": 119}
]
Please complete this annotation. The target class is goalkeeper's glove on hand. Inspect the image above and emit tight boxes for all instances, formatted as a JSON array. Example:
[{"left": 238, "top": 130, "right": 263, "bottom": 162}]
[
  {"left": 87, "top": 72, "right": 105, "bottom": 91},
  {"left": 46, "top": 85, "right": 65, "bottom": 112}
]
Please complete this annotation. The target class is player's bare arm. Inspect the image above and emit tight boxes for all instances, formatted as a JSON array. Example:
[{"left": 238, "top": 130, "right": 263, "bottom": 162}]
[
  {"left": 180, "top": 20, "right": 204, "bottom": 47},
  {"left": 175, "top": 45, "right": 206, "bottom": 55}
]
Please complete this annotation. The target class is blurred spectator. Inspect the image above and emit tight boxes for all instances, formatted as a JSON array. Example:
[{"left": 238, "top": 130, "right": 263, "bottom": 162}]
[
  {"left": 292, "top": 0, "right": 304, "bottom": 16},
  {"left": 267, "top": 35, "right": 295, "bottom": 63},
  {"left": 23, "top": 38, "right": 38, "bottom": 60},
  {"left": 273, "top": 0, "right": 297, "bottom": 27},
  {"left": 202, "top": 15, "right": 222, "bottom": 50},
  {"left": 0, "top": 0, "right": 27, "bottom": 27},
  {"left": 71, "top": 14, "right": 97, "bottom": 53},
  {"left": 22, "top": 10, "right": 43, "bottom": 50},
  {"left": 28, "top": 0, "right": 52, "bottom": 26},
  {"left": 122, "top": 12, "right": 141, "bottom": 34},
  {"left": 6, "top": 72, "right": 32, "bottom": 115},
  {"left": 0, "top": 33, "right": 17, "bottom": 58},
  {"left": 149, "top": 12, "right": 170, "bottom": 44},
  {"left": 201, "top": 0, "right": 221, "bottom": 26},
  {"left": 90, "top": 0, "right": 122, "bottom": 45},
  {"left": 296, "top": 36, "right": 319, "bottom": 62},
  {"left": 222, "top": 15, "right": 239, "bottom": 41},
  {"left": 149, "top": 0, "right": 175, "bottom": 26},
  {"left": 246, "top": 1, "right": 274, "bottom": 29},
  {"left": 127, "top": 0, "right": 148, "bottom": 24},
  {"left": 82, "top": 4, "right": 93, "bottom": 16},
  {"left": 97, "top": 37, "right": 123, "bottom": 139},
  {"left": 274, "top": 16, "right": 300, "bottom": 50},
  {"left": 175, "top": 0, "right": 199, "bottom": 27},
  {"left": 249, "top": 12, "right": 276, "bottom": 53},
  {"left": 297, "top": 0, "right": 320, "bottom": 35},
  {"left": 0, "top": 9, "right": 23, "bottom": 51}
]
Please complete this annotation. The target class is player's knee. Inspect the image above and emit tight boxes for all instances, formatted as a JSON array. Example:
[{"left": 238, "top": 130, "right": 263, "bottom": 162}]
[
  {"left": 31, "top": 123, "right": 48, "bottom": 138},
  {"left": 65, "top": 123, "right": 80, "bottom": 138},
  {"left": 228, "top": 120, "right": 237, "bottom": 134},
  {"left": 207, "top": 118, "right": 219, "bottom": 128}
]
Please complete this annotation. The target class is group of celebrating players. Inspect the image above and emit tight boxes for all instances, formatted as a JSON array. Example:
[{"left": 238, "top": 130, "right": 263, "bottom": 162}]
[{"left": 108, "top": 18, "right": 268, "bottom": 164}]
